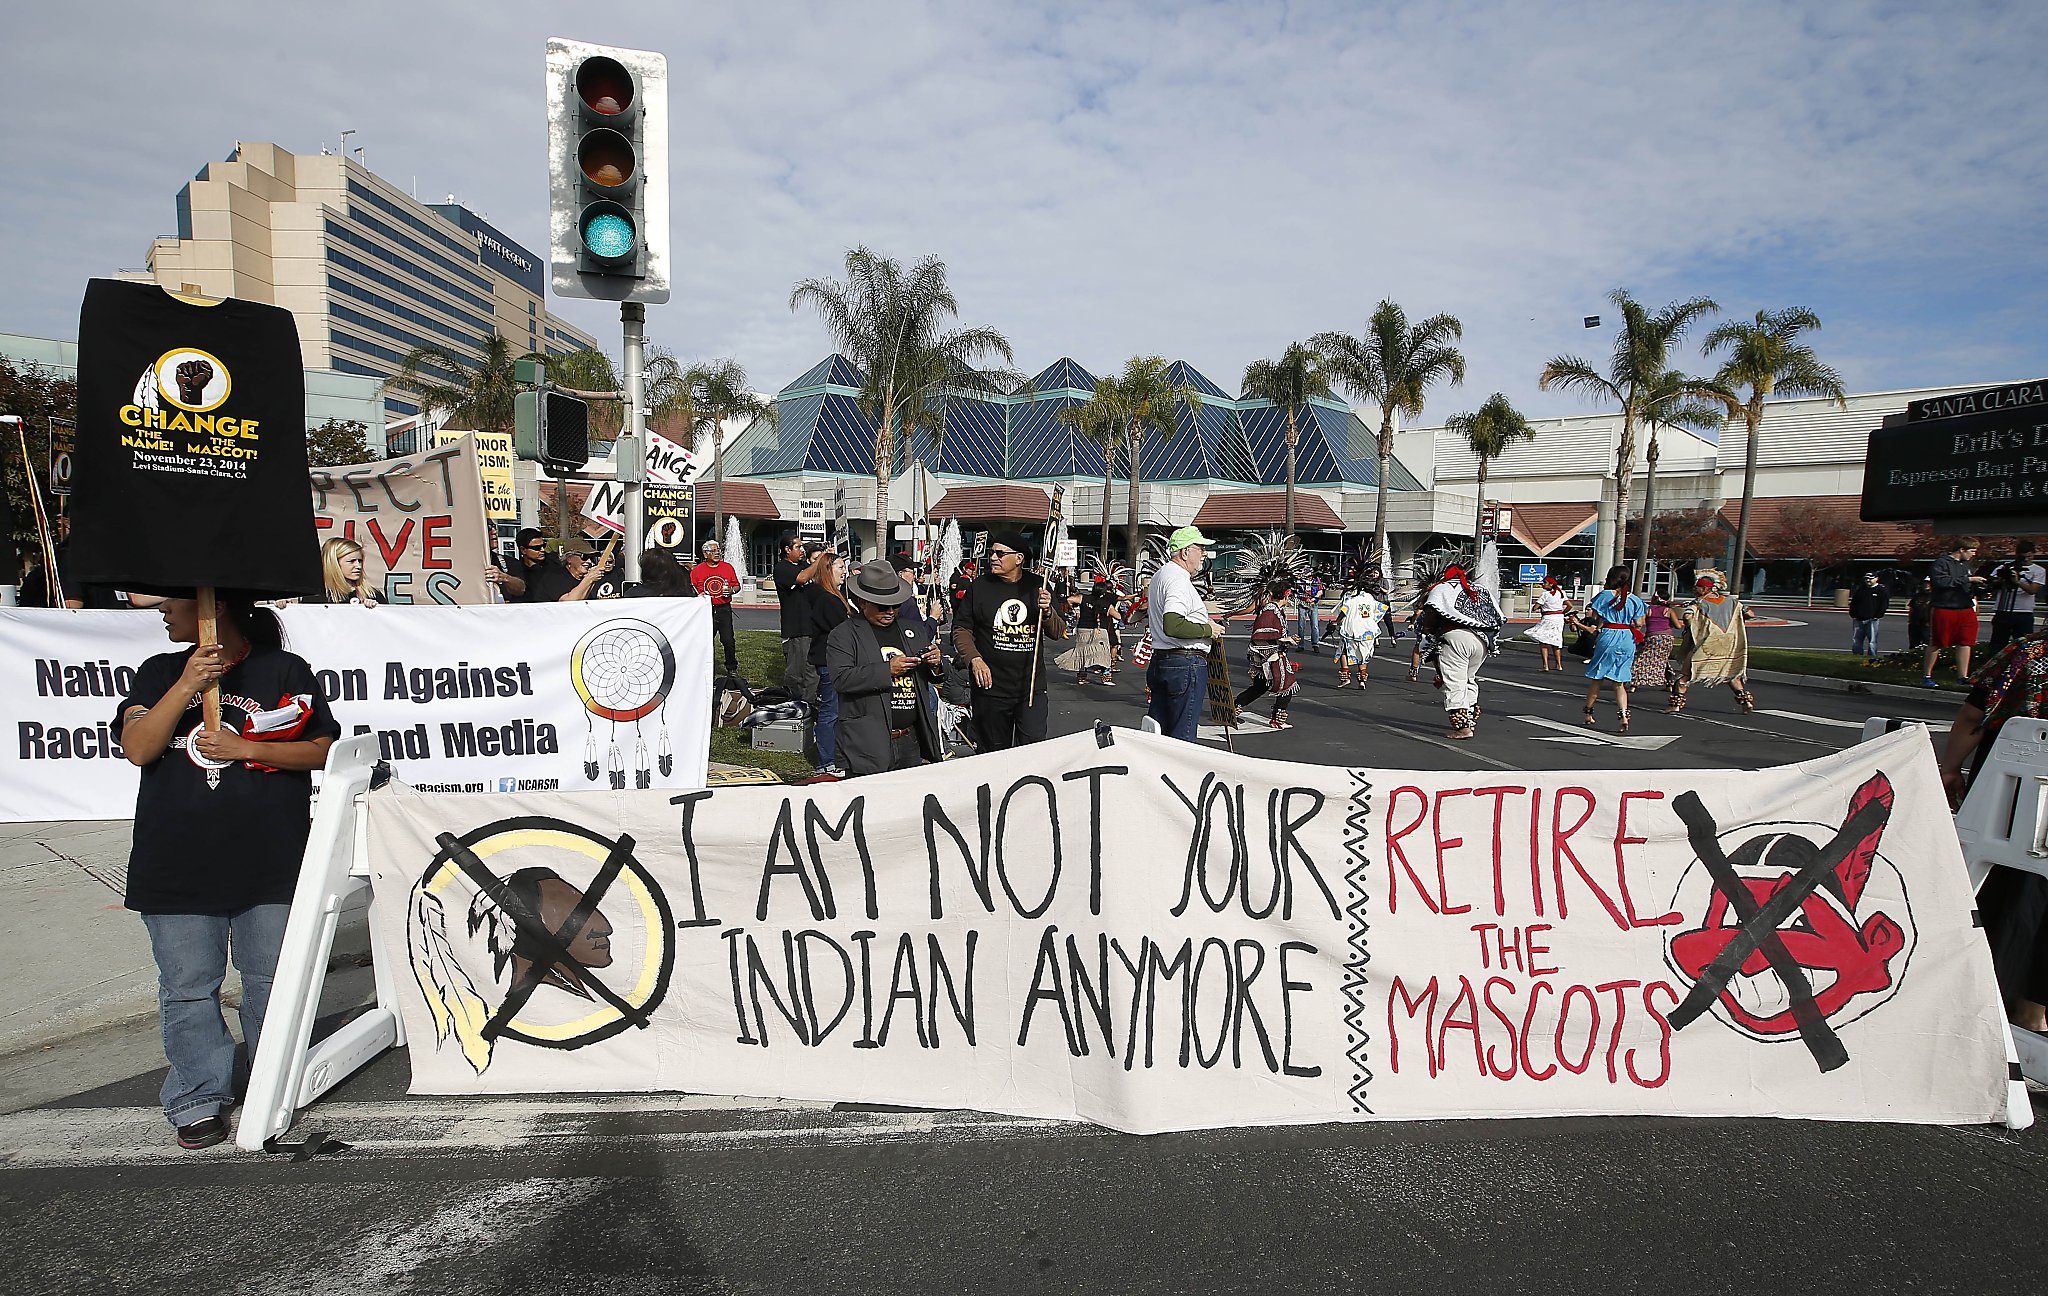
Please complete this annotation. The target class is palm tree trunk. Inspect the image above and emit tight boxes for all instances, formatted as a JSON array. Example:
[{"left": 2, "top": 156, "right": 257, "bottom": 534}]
[
  {"left": 1471, "top": 458, "right": 1491, "bottom": 542},
  {"left": 1125, "top": 418, "right": 1144, "bottom": 571},
  {"left": 713, "top": 427, "right": 727, "bottom": 544},
  {"left": 1100, "top": 442, "right": 1115, "bottom": 568},
  {"left": 1730, "top": 399, "right": 1762, "bottom": 592},
  {"left": 1372, "top": 412, "right": 1395, "bottom": 562},
  {"left": 1634, "top": 427, "right": 1660, "bottom": 585},
  {"left": 1285, "top": 408, "right": 1298, "bottom": 537},
  {"left": 874, "top": 390, "right": 895, "bottom": 561},
  {"left": 1610, "top": 412, "right": 1637, "bottom": 572}
]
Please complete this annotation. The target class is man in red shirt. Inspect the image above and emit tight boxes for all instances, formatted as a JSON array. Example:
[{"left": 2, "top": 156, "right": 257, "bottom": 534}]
[{"left": 690, "top": 540, "right": 741, "bottom": 677}]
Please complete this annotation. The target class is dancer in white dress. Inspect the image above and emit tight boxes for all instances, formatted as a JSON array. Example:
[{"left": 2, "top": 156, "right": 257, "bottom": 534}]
[{"left": 1525, "top": 574, "right": 1569, "bottom": 672}]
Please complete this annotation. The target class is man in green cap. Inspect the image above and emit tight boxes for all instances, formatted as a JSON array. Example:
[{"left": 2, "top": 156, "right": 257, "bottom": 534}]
[{"left": 1146, "top": 525, "right": 1223, "bottom": 742}]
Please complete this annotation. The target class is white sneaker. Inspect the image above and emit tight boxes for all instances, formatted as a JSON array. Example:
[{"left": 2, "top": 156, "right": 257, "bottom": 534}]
[{"left": 817, "top": 763, "right": 848, "bottom": 779}]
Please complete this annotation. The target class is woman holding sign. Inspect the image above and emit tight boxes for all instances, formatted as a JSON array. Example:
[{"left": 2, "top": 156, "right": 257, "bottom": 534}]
[
  {"left": 114, "top": 595, "right": 339, "bottom": 1150},
  {"left": 318, "top": 537, "right": 385, "bottom": 606}
]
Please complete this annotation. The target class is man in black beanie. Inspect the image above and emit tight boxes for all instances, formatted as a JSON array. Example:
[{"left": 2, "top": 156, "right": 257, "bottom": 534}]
[{"left": 953, "top": 528, "right": 1067, "bottom": 751}]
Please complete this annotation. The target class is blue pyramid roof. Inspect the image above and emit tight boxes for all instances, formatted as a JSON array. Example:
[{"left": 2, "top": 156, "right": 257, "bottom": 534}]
[
  {"left": 1027, "top": 358, "right": 1096, "bottom": 395},
  {"left": 780, "top": 354, "right": 867, "bottom": 393}
]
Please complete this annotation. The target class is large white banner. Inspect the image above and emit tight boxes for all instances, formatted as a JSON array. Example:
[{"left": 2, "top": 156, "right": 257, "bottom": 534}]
[
  {"left": 0, "top": 601, "right": 712, "bottom": 821},
  {"left": 366, "top": 726, "right": 2010, "bottom": 1133}
]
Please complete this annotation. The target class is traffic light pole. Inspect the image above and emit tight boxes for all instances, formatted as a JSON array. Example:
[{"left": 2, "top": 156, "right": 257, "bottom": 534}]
[{"left": 619, "top": 301, "right": 647, "bottom": 585}]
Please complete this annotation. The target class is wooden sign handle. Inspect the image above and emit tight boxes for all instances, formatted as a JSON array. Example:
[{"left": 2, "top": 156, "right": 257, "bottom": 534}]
[{"left": 197, "top": 585, "right": 222, "bottom": 730}]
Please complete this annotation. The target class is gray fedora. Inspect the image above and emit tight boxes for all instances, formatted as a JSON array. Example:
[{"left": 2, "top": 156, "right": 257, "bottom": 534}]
[{"left": 849, "top": 558, "right": 913, "bottom": 606}]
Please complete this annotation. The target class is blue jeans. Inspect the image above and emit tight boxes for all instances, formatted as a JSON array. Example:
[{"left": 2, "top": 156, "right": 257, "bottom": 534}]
[
  {"left": 1297, "top": 606, "right": 1321, "bottom": 651},
  {"left": 1147, "top": 650, "right": 1209, "bottom": 742},
  {"left": 815, "top": 664, "right": 840, "bottom": 767},
  {"left": 140, "top": 904, "right": 291, "bottom": 1127},
  {"left": 1851, "top": 617, "right": 1882, "bottom": 658}
]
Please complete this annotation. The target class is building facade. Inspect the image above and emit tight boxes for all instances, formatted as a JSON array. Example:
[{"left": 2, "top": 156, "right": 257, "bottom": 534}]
[{"left": 117, "top": 142, "right": 601, "bottom": 451}]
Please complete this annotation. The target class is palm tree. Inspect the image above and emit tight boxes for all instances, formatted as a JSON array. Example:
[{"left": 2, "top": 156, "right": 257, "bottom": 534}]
[
  {"left": 1444, "top": 393, "right": 1537, "bottom": 543},
  {"left": 1111, "top": 356, "right": 1200, "bottom": 564},
  {"left": 1703, "top": 308, "right": 1845, "bottom": 591},
  {"left": 671, "top": 360, "right": 775, "bottom": 543},
  {"left": 1313, "top": 301, "right": 1466, "bottom": 563},
  {"left": 393, "top": 334, "right": 537, "bottom": 435},
  {"left": 790, "top": 247, "right": 1014, "bottom": 535},
  {"left": 1538, "top": 288, "right": 1718, "bottom": 570},
  {"left": 1241, "top": 343, "right": 1332, "bottom": 536},
  {"left": 1056, "top": 376, "right": 1130, "bottom": 565},
  {"left": 1631, "top": 368, "right": 1730, "bottom": 579}
]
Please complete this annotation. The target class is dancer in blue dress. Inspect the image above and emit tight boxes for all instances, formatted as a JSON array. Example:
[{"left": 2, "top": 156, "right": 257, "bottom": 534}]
[{"left": 1580, "top": 565, "right": 1647, "bottom": 732}]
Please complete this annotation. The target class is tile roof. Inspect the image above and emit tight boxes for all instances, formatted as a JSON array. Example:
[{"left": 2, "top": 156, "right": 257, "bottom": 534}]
[
  {"left": 692, "top": 480, "right": 780, "bottom": 519},
  {"left": 1506, "top": 503, "right": 1599, "bottom": 556},
  {"left": 1191, "top": 490, "right": 1345, "bottom": 531},
  {"left": 928, "top": 483, "right": 1052, "bottom": 521}
]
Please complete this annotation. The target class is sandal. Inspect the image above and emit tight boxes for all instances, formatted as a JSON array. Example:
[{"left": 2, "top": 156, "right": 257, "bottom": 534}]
[
  {"left": 1583, "top": 705, "right": 1596, "bottom": 726},
  {"left": 1667, "top": 688, "right": 1687, "bottom": 715},
  {"left": 1734, "top": 686, "right": 1756, "bottom": 713},
  {"left": 1617, "top": 709, "right": 1631, "bottom": 734}
]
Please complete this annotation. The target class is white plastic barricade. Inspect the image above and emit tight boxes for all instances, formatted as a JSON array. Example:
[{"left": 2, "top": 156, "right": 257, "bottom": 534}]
[
  {"left": 238, "top": 735, "right": 402, "bottom": 1151},
  {"left": 1861, "top": 715, "right": 2048, "bottom": 1103}
]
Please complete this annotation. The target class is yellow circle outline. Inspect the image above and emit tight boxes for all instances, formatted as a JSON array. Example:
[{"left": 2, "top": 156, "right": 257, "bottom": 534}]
[
  {"left": 155, "top": 347, "right": 233, "bottom": 413},
  {"left": 420, "top": 827, "right": 665, "bottom": 1041}
]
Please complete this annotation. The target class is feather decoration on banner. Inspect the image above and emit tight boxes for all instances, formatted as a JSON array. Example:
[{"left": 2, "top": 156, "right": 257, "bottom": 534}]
[
  {"left": 409, "top": 890, "right": 494, "bottom": 1075},
  {"left": 1476, "top": 538, "right": 1504, "bottom": 615},
  {"left": 1212, "top": 531, "right": 1316, "bottom": 616}
]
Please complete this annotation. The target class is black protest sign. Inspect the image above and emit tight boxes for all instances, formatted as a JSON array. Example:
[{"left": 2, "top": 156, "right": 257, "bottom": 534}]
[
  {"left": 645, "top": 484, "right": 692, "bottom": 554},
  {"left": 67, "top": 280, "right": 322, "bottom": 597},
  {"left": 1862, "top": 387, "right": 2048, "bottom": 523}
]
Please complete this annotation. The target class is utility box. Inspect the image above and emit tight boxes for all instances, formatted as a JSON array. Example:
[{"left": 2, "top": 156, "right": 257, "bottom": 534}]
[{"left": 750, "top": 719, "right": 811, "bottom": 753}]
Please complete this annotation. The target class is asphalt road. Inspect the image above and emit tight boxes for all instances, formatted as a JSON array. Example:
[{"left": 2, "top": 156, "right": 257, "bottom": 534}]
[{"left": 0, "top": 618, "right": 2031, "bottom": 1296}]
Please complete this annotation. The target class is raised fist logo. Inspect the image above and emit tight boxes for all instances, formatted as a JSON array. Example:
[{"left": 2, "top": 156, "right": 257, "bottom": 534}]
[{"left": 175, "top": 359, "right": 214, "bottom": 406}]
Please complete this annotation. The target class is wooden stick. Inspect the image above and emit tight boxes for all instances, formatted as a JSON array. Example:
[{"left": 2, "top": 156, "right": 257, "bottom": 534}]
[{"left": 197, "top": 585, "right": 221, "bottom": 730}]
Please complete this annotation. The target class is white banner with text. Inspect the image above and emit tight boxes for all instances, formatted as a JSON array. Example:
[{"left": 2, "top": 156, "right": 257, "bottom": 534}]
[
  {"left": 366, "top": 726, "right": 2009, "bottom": 1133},
  {"left": 0, "top": 600, "right": 712, "bottom": 821}
]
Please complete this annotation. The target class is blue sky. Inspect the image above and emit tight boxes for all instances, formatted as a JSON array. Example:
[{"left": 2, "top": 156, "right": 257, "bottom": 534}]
[{"left": 3, "top": 0, "right": 2043, "bottom": 424}]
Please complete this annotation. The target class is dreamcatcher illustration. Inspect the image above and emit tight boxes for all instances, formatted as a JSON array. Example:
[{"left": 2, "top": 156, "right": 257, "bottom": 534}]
[{"left": 569, "top": 618, "right": 677, "bottom": 789}]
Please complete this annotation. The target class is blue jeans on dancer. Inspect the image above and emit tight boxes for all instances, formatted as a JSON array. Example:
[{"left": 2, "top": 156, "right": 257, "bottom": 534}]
[{"left": 1146, "top": 649, "right": 1208, "bottom": 742}]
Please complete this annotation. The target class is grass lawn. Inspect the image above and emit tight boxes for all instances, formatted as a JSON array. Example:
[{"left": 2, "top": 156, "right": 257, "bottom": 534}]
[
  {"left": 706, "top": 630, "right": 816, "bottom": 781},
  {"left": 1747, "top": 645, "right": 1972, "bottom": 691}
]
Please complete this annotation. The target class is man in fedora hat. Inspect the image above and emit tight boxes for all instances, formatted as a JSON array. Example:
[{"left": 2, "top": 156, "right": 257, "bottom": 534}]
[
  {"left": 953, "top": 529, "right": 1067, "bottom": 752},
  {"left": 827, "top": 559, "right": 946, "bottom": 776},
  {"left": 1147, "top": 525, "right": 1223, "bottom": 742}
]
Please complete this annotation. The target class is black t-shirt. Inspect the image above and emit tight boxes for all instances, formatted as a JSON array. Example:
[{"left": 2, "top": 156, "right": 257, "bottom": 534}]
[
  {"left": 112, "top": 645, "right": 341, "bottom": 914},
  {"left": 522, "top": 557, "right": 579, "bottom": 604},
  {"left": 871, "top": 620, "right": 924, "bottom": 724},
  {"left": 965, "top": 572, "right": 1047, "bottom": 699},
  {"left": 774, "top": 557, "right": 811, "bottom": 638},
  {"left": 803, "top": 583, "right": 851, "bottom": 666},
  {"left": 1079, "top": 584, "right": 1116, "bottom": 630}
]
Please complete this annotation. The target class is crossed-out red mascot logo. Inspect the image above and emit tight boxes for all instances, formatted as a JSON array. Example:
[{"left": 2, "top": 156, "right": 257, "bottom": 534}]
[{"left": 1662, "top": 774, "right": 1914, "bottom": 1070}]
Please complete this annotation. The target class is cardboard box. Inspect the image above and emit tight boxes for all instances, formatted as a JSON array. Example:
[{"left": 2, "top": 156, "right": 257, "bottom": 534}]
[{"left": 749, "top": 719, "right": 811, "bottom": 753}]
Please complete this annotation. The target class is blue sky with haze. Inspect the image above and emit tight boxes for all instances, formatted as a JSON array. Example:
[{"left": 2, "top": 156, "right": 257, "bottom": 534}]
[{"left": 3, "top": 0, "right": 2042, "bottom": 426}]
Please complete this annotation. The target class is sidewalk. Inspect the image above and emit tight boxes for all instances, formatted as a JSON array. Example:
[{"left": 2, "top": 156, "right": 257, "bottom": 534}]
[{"left": 0, "top": 820, "right": 156, "bottom": 1060}]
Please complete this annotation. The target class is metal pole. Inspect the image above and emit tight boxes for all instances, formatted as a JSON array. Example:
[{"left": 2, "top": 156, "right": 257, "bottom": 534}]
[{"left": 620, "top": 302, "right": 647, "bottom": 585}]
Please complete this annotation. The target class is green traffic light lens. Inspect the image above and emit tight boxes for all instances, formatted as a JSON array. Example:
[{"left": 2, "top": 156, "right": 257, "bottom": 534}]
[{"left": 581, "top": 207, "right": 637, "bottom": 261}]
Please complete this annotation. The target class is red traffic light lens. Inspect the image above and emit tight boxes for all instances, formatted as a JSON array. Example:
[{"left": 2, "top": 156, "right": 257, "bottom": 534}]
[
  {"left": 579, "top": 129, "right": 636, "bottom": 188},
  {"left": 576, "top": 57, "right": 634, "bottom": 116}
]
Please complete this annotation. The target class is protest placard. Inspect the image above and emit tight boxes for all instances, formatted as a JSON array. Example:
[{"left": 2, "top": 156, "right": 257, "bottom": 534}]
[
  {"left": 365, "top": 726, "right": 2010, "bottom": 1132},
  {"left": 312, "top": 435, "right": 493, "bottom": 605}
]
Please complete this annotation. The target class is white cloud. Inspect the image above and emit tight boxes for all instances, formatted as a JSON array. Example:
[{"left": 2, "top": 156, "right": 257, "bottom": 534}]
[{"left": 2, "top": 0, "right": 2041, "bottom": 419}]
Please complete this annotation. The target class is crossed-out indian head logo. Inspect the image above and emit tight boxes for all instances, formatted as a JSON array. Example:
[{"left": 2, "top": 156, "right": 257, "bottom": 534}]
[
  {"left": 117, "top": 347, "right": 262, "bottom": 462},
  {"left": 1661, "top": 774, "right": 1914, "bottom": 1073}
]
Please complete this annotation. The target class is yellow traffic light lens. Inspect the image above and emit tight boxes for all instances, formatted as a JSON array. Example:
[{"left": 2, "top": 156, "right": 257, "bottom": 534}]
[
  {"left": 579, "top": 129, "right": 636, "bottom": 188},
  {"left": 576, "top": 57, "right": 634, "bottom": 116}
]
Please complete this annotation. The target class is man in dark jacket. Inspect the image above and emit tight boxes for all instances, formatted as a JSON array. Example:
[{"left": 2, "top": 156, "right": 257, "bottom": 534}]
[
  {"left": 826, "top": 560, "right": 944, "bottom": 776},
  {"left": 1848, "top": 571, "right": 1891, "bottom": 663},
  {"left": 953, "top": 530, "right": 1066, "bottom": 752}
]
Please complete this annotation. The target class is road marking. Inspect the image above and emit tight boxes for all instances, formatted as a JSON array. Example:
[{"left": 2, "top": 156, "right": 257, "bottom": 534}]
[
  {"left": 1367, "top": 722, "right": 1515, "bottom": 769},
  {"left": 1754, "top": 708, "right": 1864, "bottom": 730},
  {"left": 1513, "top": 715, "right": 1680, "bottom": 750},
  {"left": 0, "top": 1096, "right": 1102, "bottom": 1170}
]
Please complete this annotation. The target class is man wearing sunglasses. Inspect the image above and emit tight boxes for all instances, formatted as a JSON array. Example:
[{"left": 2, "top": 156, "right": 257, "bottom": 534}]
[{"left": 953, "top": 530, "right": 1067, "bottom": 751}]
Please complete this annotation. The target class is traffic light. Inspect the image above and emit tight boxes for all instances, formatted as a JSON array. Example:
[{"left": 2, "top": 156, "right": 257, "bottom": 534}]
[
  {"left": 546, "top": 38, "right": 670, "bottom": 304},
  {"left": 514, "top": 390, "right": 590, "bottom": 468}
]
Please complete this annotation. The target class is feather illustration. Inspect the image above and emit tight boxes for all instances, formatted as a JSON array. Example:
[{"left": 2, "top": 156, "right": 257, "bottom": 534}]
[{"left": 410, "top": 889, "right": 494, "bottom": 1074}]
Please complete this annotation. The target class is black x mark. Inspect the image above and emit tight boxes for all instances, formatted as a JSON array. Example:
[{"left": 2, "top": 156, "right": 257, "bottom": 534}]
[
  {"left": 1667, "top": 775, "right": 1892, "bottom": 1074},
  {"left": 433, "top": 830, "right": 654, "bottom": 1042}
]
